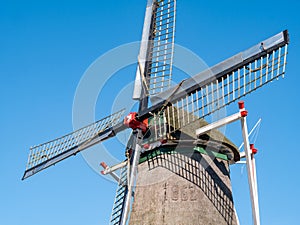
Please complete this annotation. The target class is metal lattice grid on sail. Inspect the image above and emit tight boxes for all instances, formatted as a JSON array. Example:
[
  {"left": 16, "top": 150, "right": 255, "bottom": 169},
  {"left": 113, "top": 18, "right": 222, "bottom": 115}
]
[
  {"left": 165, "top": 44, "right": 288, "bottom": 133},
  {"left": 166, "top": 45, "right": 288, "bottom": 133},
  {"left": 144, "top": 31, "right": 289, "bottom": 139},
  {"left": 143, "top": 112, "right": 168, "bottom": 143},
  {"left": 147, "top": 0, "right": 176, "bottom": 95},
  {"left": 23, "top": 109, "right": 125, "bottom": 179},
  {"left": 110, "top": 165, "right": 128, "bottom": 225}
]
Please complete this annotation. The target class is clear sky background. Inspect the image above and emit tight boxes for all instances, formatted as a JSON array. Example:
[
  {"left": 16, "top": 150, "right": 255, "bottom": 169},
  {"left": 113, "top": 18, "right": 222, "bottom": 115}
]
[{"left": 1, "top": 0, "right": 299, "bottom": 225}]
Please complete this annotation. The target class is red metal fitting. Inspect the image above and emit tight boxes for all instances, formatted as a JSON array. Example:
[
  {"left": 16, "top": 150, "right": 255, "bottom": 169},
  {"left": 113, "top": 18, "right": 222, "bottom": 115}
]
[
  {"left": 143, "top": 144, "right": 150, "bottom": 149},
  {"left": 100, "top": 162, "right": 107, "bottom": 175},
  {"left": 160, "top": 139, "right": 167, "bottom": 144},
  {"left": 238, "top": 101, "right": 245, "bottom": 110},
  {"left": 250, "top": 144, "right": 258, "bottom": 154},
  {"left": 124, "top": 112, "right": 148, "bottom": 133},
  {"left": 124, "top": 112, "right": 137, "bottom": 127},
  {"left": 240, "top": 110, "right": 248, "bottom": 117},
  {"left": 252, "top": 148, "right": 258, "bottom": 154},
  {"left": 100, "top": 162, "right": 108, "bottom": 169}
]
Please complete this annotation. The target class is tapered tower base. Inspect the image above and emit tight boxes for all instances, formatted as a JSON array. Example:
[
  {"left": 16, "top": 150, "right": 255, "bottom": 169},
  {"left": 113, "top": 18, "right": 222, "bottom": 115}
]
[{"left": 129, "top": 149, "right": 238, "bottom": 225}]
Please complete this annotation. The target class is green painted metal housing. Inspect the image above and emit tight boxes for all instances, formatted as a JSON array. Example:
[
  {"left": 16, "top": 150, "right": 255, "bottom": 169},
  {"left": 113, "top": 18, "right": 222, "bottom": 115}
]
[{"left": 139, "top": 145, "right": 228, "bottom": 164}]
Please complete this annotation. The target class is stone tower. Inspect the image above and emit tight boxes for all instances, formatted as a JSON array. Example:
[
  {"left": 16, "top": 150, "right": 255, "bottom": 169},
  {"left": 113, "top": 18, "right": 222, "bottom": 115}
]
[{"left": 129, "top": 120, "right": 239, "bottom": 225}]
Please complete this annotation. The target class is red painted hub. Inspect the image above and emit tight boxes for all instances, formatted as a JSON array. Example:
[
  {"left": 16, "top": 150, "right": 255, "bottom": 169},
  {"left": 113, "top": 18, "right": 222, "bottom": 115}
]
[{"left": 124, "top": 112, "right": 148, "bottom": 133}]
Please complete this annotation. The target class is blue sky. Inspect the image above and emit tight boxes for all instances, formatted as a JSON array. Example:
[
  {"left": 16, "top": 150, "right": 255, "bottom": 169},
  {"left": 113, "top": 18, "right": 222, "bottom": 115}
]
[{"left": 1, "top": 0, "right": 299, "bottom": 224}]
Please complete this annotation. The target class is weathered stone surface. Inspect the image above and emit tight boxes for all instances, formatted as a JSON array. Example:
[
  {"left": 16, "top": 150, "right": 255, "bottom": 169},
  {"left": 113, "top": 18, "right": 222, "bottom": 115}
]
[{"left": 129, "top": 151, "right": 237, "bottom": 225}]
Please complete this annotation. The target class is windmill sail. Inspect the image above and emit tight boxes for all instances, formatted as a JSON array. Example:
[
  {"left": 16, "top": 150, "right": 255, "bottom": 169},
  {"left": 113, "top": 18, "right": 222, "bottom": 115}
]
[
  {"left": 22, "top": 109, "right": 126, "bottom": 180},
  {"left": 109, "top": 165, "right": 128, "bottom": 225},
  {"left": 133, "top": 0, "right": 176, "bottom": 100},
  {"left": 140, "top": 30, "right": 289, "bottom": 139}
]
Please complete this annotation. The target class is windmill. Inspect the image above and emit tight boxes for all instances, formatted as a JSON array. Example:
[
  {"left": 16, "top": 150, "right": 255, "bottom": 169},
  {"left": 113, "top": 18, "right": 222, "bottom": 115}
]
[{"left": 22, "top": 0, "right": 289, "bottom": 225}]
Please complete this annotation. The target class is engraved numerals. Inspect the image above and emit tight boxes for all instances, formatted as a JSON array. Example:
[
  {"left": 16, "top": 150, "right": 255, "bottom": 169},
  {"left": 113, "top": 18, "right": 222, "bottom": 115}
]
[{"left": 166, "top": 183, "right": 197, "bottom": 202}]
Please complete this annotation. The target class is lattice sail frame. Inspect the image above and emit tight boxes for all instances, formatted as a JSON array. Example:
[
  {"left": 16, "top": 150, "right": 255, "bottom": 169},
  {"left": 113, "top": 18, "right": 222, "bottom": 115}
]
[
  {"left": 110, "top": 166, "right": 128, "bottom": 225},
  {"left": 23, "top": 109, "right": 126, "bottom": 179},
  {"left": 143, "top": 31, "right": 289, "bottom": 141},
  {"left": 133, "top": 0, "right": 176, "bottom": 100},
  {"left": 147, "top": 0, "right": 176, "bottom": 95},
  {"left": 164, "top": 44, "right": 288, "bottom": 132}
]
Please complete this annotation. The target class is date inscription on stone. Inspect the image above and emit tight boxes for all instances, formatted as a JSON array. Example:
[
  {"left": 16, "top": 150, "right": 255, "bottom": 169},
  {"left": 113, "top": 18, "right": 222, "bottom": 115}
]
[{"left": 164, "top": 183, "right": 197, "bottom": 202}]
